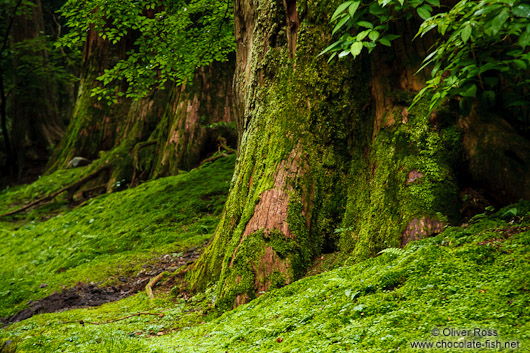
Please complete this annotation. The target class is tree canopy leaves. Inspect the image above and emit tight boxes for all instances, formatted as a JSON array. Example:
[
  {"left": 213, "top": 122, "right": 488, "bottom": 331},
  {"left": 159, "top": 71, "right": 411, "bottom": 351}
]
[
  {"left": 324, "top": 0, "right": 530, "bottom": 122},
  {"left": 59, "top": 0, "right": 235, "bottom": 101}
]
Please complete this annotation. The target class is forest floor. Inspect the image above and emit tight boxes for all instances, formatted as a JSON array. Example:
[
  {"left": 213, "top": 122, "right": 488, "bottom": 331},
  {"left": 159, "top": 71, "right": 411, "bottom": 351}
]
[{"left": 1, "top": 155, "right": 529, "bottom": 352}]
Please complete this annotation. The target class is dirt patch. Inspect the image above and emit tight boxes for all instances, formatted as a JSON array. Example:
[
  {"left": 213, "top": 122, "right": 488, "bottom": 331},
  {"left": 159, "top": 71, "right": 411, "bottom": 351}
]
[{"left": 2, "top": 246, "right": 202, "bottom": 325}]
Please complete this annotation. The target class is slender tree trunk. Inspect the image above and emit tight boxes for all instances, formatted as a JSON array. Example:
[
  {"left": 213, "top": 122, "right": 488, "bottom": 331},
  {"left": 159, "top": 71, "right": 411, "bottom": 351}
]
[
  {"left": 0, "top": 0, "right": 22, "bottom": 177},
  {"left": 187, "top": 0, "right": 462, "bottom": 310},
  {"left": 10, "top": 0, "right": 65, "bottom": 177},
  {"left": 0, "top": 70, "right": 15, "bottom": 176}
]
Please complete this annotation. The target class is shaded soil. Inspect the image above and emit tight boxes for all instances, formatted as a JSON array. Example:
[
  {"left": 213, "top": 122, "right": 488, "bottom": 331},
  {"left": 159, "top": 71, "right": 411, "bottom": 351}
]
[{"left": 2, "top": 246, "right": 202, "bottom": 324}]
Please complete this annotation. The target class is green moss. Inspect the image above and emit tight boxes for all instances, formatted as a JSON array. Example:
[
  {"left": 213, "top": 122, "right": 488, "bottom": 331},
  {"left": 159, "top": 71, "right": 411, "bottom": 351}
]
[
  {"left": 0, "top": 155, "right": 235, "bottom": 318},
  {"left": 339, "top": 99, "right": 461, "bottom": 262},
  {"left": 2, "top": 202, "right": 529, "bottom": 352},
  {"left": 188, "top": 0, "right": 372, "bottom": 306}
]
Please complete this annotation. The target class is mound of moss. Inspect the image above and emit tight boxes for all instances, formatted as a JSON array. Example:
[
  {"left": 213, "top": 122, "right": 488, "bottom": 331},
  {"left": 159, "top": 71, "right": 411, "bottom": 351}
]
[
  {"left": 0, "top": 155, "right": 236, "bottom": 318},
  {"left": 1, "top": 200, "right": 529, "bottom": 352}
]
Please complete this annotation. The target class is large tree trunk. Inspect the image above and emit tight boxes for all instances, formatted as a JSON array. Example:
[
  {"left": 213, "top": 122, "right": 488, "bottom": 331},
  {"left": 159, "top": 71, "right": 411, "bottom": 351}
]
[
  {"left": 187, "top": 0, "right": 462, "bottom": 310},
  {"left": 47, "top": 24, "right": 236, "bottom": 186},
  {"left": 9, "top": 0, "right": 65, "bottom": 177}
]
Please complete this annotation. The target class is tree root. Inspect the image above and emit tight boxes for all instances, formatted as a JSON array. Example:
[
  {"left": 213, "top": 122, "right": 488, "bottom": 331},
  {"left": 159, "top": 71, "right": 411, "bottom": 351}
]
[
  {"left": 200, "top": 136, "right": 236, "bottom": 165},
  {"left": 217, "top": 136, "right": 237, "bottom": 154},
  {"left": 60, "top": 312, "right": 164, "bottom": 325},
  {"left": 200, "top": 152, "right": 231, "bottom": 165},
  {"left": 145, "top": 271, "right": 168, "bottom": 299},
  {"left": 0, "top": 166, "right": 109, "bottom": 218}
]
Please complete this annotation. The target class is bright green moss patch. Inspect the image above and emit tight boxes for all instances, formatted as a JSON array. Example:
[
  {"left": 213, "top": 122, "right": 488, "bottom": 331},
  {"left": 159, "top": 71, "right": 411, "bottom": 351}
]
[
  {"left": 0, "top": 155, "right": 235, "bottom": 318},
  {"left": 2, "top": 201, "right": 529, "bottom": 352},
  {"left": 0, "top": 291, "right": 216, "bottom": 353}
]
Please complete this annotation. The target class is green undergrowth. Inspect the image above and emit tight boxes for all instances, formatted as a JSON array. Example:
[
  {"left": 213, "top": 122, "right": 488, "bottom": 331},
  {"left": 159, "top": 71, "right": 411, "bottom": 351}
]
[
  {"left": 2, "top": 200, "right": 529, "bottom": 352},
  {"left": 0, "top": 155, "right": 236, "bottom": 318}
]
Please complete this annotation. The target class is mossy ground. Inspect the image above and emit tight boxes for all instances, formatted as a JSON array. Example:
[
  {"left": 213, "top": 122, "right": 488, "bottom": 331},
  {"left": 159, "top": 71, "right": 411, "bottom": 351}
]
[
  {"left": 0, "top": 155, "right": 236, "bottom": 319},
  {"left": 1, "top": 199, "right": 529, "bottom": 352},
  {"left": 0, "top": 167, "right": 88, "bottom": 220}
]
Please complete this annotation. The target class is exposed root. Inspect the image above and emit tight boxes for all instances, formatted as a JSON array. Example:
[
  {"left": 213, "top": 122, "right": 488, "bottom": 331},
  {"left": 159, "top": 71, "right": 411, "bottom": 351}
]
[
  {"left": 217, "top": 136, "right": 237, "bottom": 154},
  {"left": 200, "top": 152, "right": 231, "bottom": 165},
  {"left": 145, "top": 271, "right": 168, "bottom": 299},
  {"left": 200, "top": 136, "right": 236, "bottom": 166}
]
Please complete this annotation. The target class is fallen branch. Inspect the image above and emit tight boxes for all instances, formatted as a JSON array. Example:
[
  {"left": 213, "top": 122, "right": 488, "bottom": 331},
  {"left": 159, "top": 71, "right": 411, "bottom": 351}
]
[
  {"left": 0, "top": 166, "right": 109, "bottom": 218},
  {"left": 145, "top": 271, "right": 168, "bottom": 299},
  {"left": 60, "top": 312, "right": 163, "bottom": 325}
]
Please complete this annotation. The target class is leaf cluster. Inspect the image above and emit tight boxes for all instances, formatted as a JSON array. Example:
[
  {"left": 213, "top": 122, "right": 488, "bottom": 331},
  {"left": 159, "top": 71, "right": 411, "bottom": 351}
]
[
  {"left": 0, "top": 0, "right": 80, "bottom": 130},
  {"left": 324, "top": 0, "right": 530, "bottom": 121},
  {"left": 320, "top": 0, "right": 439, "bottom": 61},
  {"left": 414, "top": 0, "right": 530, "bottom": 118},
  {"left": 58, "top": 0, "right": 235, "bottom": 102}
]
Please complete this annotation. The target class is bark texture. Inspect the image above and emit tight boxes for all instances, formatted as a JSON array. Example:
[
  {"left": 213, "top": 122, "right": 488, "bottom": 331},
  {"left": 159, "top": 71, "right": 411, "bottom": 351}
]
[
  {"left": 47, "top": 25, "right": 236, "bottom": 187},
  {"left": 188, "top": 0, "right": 462, "bottom": 310}
]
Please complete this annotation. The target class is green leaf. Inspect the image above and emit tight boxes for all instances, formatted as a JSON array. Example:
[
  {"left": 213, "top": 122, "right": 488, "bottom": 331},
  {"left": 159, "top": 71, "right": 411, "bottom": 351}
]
[
  {"left": 426, "top": 0, "right": 440, "bottom": 7},
  {"left": 439, "top": 21, "right": 449, "bottom": 35},
  {"left": 513, "top": 59, "right": 527, "bottom": 70},
  {"left": 339, "top": 50, "right": 350, "bottom": 58},
  {"left": 331, "top": 1, "right": 354, "bottom": 22},
  {"left": 417, "top": 5, "right": 432, "bottom": 20},
  {"left": 519, "top": 25, "right": 530, "bottom": 48},
  {"left": 506, "top": 99, "right": 529, "bottom": 107},
  {"left": 461, "top": 24, "right": 472, "bottom": 43},
  {"left": 459, "top": 97, "right": 472, "bottom": 114},
  {"left": 318, "top": 40, "right": 342, "bottom": 56},
  {"left": 357, "top": 21, "right": 374, "bottom": 29},
  {"left": 356, "top": 30, "right": 371, "bottom": 41},
  {"left": 348, "top": 1, "right": 361, "bottom": 18},
  {"left": 332, "top": 16, "right": 350, "bottom": 35},
  {"left": 327, "top": 52, "right": 338, "bottom": 63},
  {"left": 460, "top": 84, "right": 477, "bottom": 98},
  {"left": 363, "top": 41, "right": 377, "bottom": 53},
  {"left": 489, "top": 9, "right": 509, "bottom": 36},
  {"left": 369, "top": 30, "right": 380, "bottom": 41},
  {"left": 379, "top": 38, "right": 391, "bottom": 46},
  {"left": 351, "top": 41, "right": 363, "bottom": 57},
  {"left": 513, "top": 4, "right": 530, "bottom": 18},
  {"left": 369, "top": 3, "right": 386, "bottom": 16},
  {"left": 384, "top": 34, "right": 401, "bottom": 41}
]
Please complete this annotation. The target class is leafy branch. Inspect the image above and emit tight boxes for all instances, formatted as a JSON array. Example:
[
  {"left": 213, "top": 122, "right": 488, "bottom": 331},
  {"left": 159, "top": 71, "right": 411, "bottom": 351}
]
[
  {"left": 323, "top": 0, "right": 530, "bottom": 120},
  {"left": 58, "top": 0, "right": 235, "bottom": 102}
]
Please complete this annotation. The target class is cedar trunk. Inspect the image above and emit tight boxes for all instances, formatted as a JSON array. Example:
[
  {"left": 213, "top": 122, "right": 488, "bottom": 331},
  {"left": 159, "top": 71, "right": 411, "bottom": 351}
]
[
  {"left": 188, "top": 0, "right": 530, "bottom": 310},
  {"left": 47, "top": 25, "right": 236, "bottom": 185}
]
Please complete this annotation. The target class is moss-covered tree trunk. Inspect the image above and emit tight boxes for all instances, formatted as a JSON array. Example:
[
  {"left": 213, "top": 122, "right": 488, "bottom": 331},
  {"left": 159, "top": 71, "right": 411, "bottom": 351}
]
[
  {"left": 47, "top": 24, "right": 236, "bottom": 186},
  {"left": 187, "top": 0, "right": 463, "bottom": 310},
  {"left": 10, "top": 0, "right": 65, "bottom": 176}
]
